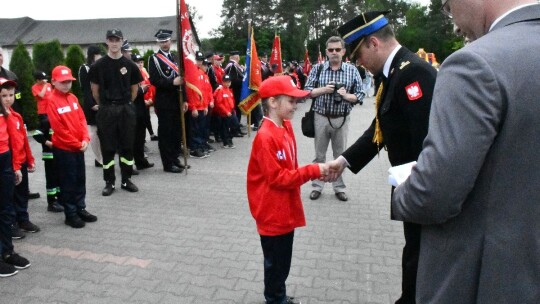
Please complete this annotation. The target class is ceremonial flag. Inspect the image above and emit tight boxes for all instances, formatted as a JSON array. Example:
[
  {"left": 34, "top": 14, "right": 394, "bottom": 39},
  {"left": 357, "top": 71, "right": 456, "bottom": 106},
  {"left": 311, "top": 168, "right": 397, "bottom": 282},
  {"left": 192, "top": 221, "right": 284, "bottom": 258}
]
[
  {"left": 303, "top": 47, "right": 311, "bottom": 75},
  {"left": 270, "top": 35, "right": 283, "bottom": 74},
  {"left": 179, "top": 0, "right": 202, "bottom": 102},
  {"left": 238, "top": 27, "right": 262, "bottom": 115}
]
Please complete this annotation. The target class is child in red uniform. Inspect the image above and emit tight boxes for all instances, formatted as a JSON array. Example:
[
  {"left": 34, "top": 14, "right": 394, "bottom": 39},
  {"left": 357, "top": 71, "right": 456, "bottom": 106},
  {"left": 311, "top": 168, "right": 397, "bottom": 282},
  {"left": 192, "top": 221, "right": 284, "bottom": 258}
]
[
  {"left": 247, "top": 76, "right": 329, "bottom": 304},
  {"left": 31, "top": 71, "right": 64, "bottom": 213},
  {"left": 213, "top": 75, "right": 239, "bottom": 148},
  {"left": 46, "top": 66, "right": 97, "bottom": 228},
  {"left": 189, "top": 52, "right": 212, "bottom": 158},
  {"left": 0, "top": 78, "right": 31, "bottom": 277},
  {"left": 1, "top": 78, "right": 40, "bottom": 238}
]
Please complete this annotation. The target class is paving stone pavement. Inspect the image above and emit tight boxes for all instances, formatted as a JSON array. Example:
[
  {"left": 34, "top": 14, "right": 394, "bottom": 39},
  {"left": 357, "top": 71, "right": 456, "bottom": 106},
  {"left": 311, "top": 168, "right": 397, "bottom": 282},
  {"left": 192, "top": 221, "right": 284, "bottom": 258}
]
[{"left": 0, "top": 96, "right": 404, "bottom": 303}]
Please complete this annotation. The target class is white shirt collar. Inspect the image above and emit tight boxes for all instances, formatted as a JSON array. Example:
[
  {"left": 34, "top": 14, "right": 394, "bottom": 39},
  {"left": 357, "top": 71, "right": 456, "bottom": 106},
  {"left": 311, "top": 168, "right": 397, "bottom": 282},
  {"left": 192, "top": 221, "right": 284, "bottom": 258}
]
[
  {"left": 383, "top": 45, "right": 402, "bottom": 78},
  {"left": 489, "top": 3, "right": 537, "bottom": 31}
]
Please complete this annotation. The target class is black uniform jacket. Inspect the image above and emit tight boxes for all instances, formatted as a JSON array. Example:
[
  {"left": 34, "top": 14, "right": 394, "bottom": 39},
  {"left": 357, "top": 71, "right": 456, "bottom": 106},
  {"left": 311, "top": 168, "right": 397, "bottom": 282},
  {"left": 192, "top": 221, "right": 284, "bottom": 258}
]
[
  {"left": 343, "top": 47, "right": 437, "bottom": 171},
  {"left": 149, "top": 49, "right": 180, "bottom": 111}
]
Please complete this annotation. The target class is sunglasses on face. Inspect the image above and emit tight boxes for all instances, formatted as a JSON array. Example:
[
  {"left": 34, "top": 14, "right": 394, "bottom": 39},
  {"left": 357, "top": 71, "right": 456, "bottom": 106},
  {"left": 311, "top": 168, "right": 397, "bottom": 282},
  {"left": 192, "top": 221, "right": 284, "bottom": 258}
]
[{"left": 327, "top": 48, "right": 342, "bottom": 53}]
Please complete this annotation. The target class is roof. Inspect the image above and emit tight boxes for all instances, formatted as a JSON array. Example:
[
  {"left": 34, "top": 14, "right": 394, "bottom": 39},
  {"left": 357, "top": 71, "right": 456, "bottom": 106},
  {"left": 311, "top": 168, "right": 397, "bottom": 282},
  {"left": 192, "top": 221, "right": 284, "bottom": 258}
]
[{"left": 0, "top": 16, "right": 177, "bottom": 47}]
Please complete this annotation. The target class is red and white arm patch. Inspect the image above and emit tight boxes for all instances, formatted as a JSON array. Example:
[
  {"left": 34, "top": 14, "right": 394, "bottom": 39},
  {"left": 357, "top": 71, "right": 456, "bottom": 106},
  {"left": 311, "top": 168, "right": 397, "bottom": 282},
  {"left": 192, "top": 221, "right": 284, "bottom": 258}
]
[{"left": 405, "top": 81, "right": 423, "bottom": 101}]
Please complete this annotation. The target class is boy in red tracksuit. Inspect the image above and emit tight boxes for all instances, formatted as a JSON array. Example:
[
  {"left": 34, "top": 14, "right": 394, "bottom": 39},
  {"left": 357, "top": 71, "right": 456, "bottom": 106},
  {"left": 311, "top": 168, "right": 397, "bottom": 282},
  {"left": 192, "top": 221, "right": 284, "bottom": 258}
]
[
  {"left": 1, "top": 78, "right": 40, "bottom": 238},
  {"left": 213, "top": 75, "right": 239, "bottom": 148},
  {"left": 0, "top": 78, "right": 31, "bottom": 275},
  {"left": 46, "top": 66, "right": 97, "bottom": 229},
  {"left": 247, "top": 76, "right": 329, "bottom": 304},
  {"left": 31, "top": 71, "right": 64, "bottom": 213},
  {"left": 189, "top": 52, "right": 212, "bottom": 158}
]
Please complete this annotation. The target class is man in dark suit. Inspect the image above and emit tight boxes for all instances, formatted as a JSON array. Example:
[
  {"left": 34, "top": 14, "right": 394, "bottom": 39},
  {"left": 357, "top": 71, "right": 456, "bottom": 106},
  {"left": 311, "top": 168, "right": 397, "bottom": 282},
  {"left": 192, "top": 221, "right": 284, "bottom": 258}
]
[
  {"left": 327, "top": 10, "right": 437, "bottom": 303},
  {"left": 224, "top": 51, "right": 246, "bottom": 132},
  {"left": 148, "top": 29, "right": 187, "bottom": 173},
  {"left": 391, "top": 1, "right": 540, "bottom": 303}
]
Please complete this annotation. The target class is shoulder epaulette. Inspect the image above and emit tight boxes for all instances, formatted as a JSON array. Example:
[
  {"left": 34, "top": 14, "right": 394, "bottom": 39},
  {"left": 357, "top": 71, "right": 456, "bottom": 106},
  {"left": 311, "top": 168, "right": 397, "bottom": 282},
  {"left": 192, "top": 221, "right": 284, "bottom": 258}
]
[{"left": 399, "top": 61, "right": 411, "bottom": 70}]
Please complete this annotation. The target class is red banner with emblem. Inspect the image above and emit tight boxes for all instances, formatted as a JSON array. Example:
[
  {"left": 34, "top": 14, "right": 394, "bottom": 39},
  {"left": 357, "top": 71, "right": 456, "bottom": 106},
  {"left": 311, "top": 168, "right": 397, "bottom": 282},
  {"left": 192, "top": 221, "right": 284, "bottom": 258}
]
[
  {"left": 270, "top": 35, "right": 283, "bottom": 74},
  {"left": 179, "top": 0, "right": 202, "bottom": 102},
  {"left": 317, "top": 46, "right": 324, "bottom": 64}
]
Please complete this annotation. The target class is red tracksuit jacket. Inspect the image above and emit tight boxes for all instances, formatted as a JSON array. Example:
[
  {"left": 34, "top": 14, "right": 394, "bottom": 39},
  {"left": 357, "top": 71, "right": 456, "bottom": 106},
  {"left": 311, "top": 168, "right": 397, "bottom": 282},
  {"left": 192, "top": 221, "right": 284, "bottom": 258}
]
[
  {"left": 8, "top": 109, "right": 35, "bottom": 170},
  {"left": 247, "top": 117, "right": 321, "bottom": 236},
  {"left": 213, "top": 85, "right": 235, "bottom": 117},
  {"left": 46, "top": 89, "right": 90, "bottom": 152}
]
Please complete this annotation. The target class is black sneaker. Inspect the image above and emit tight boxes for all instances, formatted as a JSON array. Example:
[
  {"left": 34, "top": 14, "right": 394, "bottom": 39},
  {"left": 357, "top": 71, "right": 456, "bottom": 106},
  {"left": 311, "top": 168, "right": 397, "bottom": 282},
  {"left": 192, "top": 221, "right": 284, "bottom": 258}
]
[
  {"left": 228, "top": 143, "right": 236, "bottom": 149},
  {"left": 102, "top": 183, "right": 115, "bottom": 196},
  {"left": 205, "top": 144, "right": 216, "bottom": 152},
  {"left": 0, "top": 260, "right": 17, "bottom": 277},
  {"left": 28, "top": 191, "right": 40, "bottom": 199},
  {"left": 47, "top": 201, "right": 64, "bottom": 213},
  {"left": 150, "top": 134, "right": 159, "bottom": 141},
  {"left": 65, "top": 216, "right": 85, "bottom": 228},
  {"left": 207, "top": 138, "right": 216, "bottom": 143},
  {"left": 77, "top": 209, "right": 97, "bottom": 222},
  {"left": 94, "top": 160, "right": 103, "bottom": 167},
  {"left": 131, "top": 169, "right": 140, "bottom": 176},
  {"left": 190, "top": 149, "right": 208, "bottom": 159},
  {"left": 18, "top": 221, "right": 40, "bottom": 233},
  {"left": 3, "top": 253, "right": 30, "bottom": 270},
  {"left": 222, "top": 143, "right": 230, "bottom": 149},
  {"left": 286, "top": 296, "right": 301, "bottom": 304},
  {"left": 121, "top": 179, "right": 139, "bottom": 192},
  {"left": 11, "top": 224, "right": 25, "bottom": 240}
]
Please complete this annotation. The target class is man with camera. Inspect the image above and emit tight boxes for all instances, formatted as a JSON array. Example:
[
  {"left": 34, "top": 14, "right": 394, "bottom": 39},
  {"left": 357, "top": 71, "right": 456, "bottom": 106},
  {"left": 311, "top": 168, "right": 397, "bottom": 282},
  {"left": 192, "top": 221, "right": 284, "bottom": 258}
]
[{"left": 304, "top": 36, "right": 364, "bottom": 202}]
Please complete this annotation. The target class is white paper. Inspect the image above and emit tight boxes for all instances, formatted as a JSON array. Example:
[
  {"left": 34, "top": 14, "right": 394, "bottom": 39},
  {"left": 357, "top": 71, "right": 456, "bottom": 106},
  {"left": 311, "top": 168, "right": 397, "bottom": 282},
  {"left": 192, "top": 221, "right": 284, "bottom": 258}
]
[{"left": 388, "top": 161, "right": 417, "bottom": 187}]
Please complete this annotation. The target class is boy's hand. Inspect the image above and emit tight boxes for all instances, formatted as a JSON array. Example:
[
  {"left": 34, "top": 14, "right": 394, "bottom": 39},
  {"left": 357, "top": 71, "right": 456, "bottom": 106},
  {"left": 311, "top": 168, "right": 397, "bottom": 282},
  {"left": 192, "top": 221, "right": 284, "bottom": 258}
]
[
  {"left": 203, "top": 108, "right": 208, "bottom": 116},
  {"left": 45, "top": 140, "right": 53, "bottom": 148},
  {"left": 14, "top": 170, "right": 22, "bottom": 185},
  {"left": 80, "top": 141, "right": 89, "bottom": 152},
  {"left": 183, "top": 102, "right": 189, "bottom": 113},
  {"left": 209, "top": 102, "right": 214, "bottom": 108},
  {"left": 191, "top": 109, "right": 198, "bottom": 117},
  {"left": 322, "top": 157, "right": 347, "bottom": 182},
  {"left": 318, "top": 163, "right": 329, "bottom": 177},
  {"left": 28, "top": 164, "right": 36, "bottom": 172}
]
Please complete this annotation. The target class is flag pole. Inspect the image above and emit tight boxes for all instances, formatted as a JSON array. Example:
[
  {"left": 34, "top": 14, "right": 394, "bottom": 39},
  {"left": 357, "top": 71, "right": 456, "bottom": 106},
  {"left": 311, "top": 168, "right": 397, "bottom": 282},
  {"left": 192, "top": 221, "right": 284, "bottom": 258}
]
[
  {"left": 247, "top": 21, "right": 253, "bottom": 137},
  {"left": 176, "top": 0, "right": 189, "bottom": 174}
]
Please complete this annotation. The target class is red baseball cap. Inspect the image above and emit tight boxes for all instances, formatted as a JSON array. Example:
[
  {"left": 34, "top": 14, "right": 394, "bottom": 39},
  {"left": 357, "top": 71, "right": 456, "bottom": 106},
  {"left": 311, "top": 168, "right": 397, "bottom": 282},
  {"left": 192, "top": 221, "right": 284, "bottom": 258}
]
[
  {"left": 52, "top": 65, "right": 76, "bottom": 82},
  {"left": 0, "top": 78, "right": 18, "bottom": 89},
  {"left": 258, "top": 75, "right": 309, "bottom": 99}
]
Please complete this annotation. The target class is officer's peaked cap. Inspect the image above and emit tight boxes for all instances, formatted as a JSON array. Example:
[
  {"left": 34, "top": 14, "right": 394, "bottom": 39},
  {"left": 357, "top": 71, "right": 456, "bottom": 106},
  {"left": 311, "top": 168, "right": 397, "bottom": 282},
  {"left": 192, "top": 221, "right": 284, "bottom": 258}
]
[{"left": 337, "top": 10, "right": 391, "bottom": 57}]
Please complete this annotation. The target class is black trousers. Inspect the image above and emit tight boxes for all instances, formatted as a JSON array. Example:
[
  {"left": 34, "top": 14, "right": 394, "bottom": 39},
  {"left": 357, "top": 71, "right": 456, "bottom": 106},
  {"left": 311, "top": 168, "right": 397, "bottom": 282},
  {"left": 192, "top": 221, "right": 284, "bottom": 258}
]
[
  {"left": 97, "top": 103, "right": 136, "bottom": 183},
  {"left": 133, "top": 114, "right": 147, "bottom": 167},
  {"left": 156, "top": 109, "right": 182, "bottom": 169},
  {"left": 395, "top": 222, "right": 421, "bottom": 304},
  {"left": 54, "top": 149, "right": 86, "bottom": 218},
  {"left": 0, "top": 151, "right": 15, "bottom": 256},
  {"left": 13, "top": 163, "right": 29, "bottom": 223},
  {"left": 43, "top": 158, "right": 59, "bottom": 203},
  {"left": 260, "top": 230, "right": 294, "bottom": 304},
  {"left": 144, "top": 106, "right": 155, "bottom": 136}
]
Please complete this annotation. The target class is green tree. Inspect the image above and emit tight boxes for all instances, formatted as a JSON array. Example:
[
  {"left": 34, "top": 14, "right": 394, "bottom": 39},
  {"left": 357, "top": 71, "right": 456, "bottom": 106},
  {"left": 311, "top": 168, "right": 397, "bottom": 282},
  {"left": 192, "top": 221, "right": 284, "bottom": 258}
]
[
  {"left": 65, "top": 45, "right": 85, "bottom": 101},
  {"left": 9, "top": 41, "right": 38, "bottom": 129},
  {"left": 143, "top": 49, "right": 155, "bottom": 70},
  {"left": 32, "top": 40, "right": 65, "bottom": 75}
]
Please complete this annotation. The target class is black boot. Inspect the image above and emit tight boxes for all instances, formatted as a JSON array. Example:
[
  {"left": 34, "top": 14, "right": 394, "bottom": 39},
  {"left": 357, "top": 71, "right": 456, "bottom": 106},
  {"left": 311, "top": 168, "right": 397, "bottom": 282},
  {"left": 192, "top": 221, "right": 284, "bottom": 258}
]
[{"left": 47, "top": 195, "right": 64, "bottom": 213}]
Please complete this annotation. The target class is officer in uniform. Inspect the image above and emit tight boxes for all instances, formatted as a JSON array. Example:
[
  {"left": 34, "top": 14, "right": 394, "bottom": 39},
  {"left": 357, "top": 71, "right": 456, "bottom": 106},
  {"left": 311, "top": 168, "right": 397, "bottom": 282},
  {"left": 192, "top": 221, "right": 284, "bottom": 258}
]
[
  {"left": 327, "top": 10, "right": 438, "bottom": 304},
  {"left": 148, "top": 29, "right": 186, "bottom": 173},
  {"left": 89, "top": 29, "right": 142, "bottom": 196},
  {"left": 223, "top": 51, "right": 245, "bottom": 129}
]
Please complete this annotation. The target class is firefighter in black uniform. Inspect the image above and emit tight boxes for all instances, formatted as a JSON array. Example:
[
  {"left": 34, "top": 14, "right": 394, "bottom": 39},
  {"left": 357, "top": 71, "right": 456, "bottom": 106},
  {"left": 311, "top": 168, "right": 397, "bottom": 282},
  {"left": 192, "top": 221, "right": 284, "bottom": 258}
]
[
  {"left": 89, "top": 29, "right": 142, "bottom": 196},
  {"left": 328, "top": 11, "right": 438, "bottom": 304},
  {"left": 223, "top": 51, "right": 245, "bottom": 131},
  {"left": 148, "top": 29, "right": 187, "bottom": 173}
]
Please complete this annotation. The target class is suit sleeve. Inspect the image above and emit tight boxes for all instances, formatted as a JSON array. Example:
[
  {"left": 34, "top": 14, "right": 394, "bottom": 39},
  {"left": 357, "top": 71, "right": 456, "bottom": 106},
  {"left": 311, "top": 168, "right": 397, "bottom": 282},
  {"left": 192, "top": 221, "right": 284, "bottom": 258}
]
[
  {"left": 392, "top": 50, "right": 504, "bottom": 225},
  {"left": 341, "top": 118, "right": 380, "bottom": 174}
]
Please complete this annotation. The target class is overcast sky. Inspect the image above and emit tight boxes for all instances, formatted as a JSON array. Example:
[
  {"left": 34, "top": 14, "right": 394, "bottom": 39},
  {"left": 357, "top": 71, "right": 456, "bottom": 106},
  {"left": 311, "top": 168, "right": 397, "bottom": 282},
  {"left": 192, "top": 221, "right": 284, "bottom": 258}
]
[{"left": 6, "top": 0, "right": 430, "bottom": 39}]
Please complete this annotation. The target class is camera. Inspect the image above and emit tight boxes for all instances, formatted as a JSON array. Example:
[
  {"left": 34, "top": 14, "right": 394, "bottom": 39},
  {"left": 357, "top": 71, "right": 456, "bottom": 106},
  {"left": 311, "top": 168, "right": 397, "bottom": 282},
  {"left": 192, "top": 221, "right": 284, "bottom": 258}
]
[{"left": 331, "top": 82, "right": 345, "bottom": 103}]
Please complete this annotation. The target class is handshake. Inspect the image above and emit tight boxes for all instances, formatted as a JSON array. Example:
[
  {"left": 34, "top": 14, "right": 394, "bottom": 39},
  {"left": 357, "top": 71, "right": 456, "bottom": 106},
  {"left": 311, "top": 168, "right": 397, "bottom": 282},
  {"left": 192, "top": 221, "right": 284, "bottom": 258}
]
[{"left": 317, "top": 157, "right": 348, "bottom": 182}]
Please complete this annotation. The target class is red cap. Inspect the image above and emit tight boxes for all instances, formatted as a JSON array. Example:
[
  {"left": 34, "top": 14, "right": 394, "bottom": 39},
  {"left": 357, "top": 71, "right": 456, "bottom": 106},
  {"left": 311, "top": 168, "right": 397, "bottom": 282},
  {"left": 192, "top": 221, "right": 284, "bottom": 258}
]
[
  {"left": 0, "top": 78, "right": 18, "bottom": 89},
  {"left": 52, "top": 65, "right": 76, "bottom": 82},
  {"left": 258, "top": 75, "right": 309, "bottom": 99}
]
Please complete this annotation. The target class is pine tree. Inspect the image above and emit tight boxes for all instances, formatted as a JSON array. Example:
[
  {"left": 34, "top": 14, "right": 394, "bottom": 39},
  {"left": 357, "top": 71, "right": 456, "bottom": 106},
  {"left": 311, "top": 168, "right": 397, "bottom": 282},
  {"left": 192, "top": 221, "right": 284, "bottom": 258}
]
[
  {"left": 32, "top": 40, "right": 65, "bottom": 76},
  {"left": 9, "top": 41, "right": 38, "bottom": 129},
  {"left": 65, "top": 45, "right": 85, "bottom": 102}
]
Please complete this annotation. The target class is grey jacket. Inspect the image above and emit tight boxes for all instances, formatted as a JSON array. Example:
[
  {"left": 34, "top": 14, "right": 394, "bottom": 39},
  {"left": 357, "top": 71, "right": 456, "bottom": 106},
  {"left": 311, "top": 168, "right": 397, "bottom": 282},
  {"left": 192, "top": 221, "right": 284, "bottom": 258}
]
[{"left": 391, "top": 5, "right": 540, "bottom": 304}]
